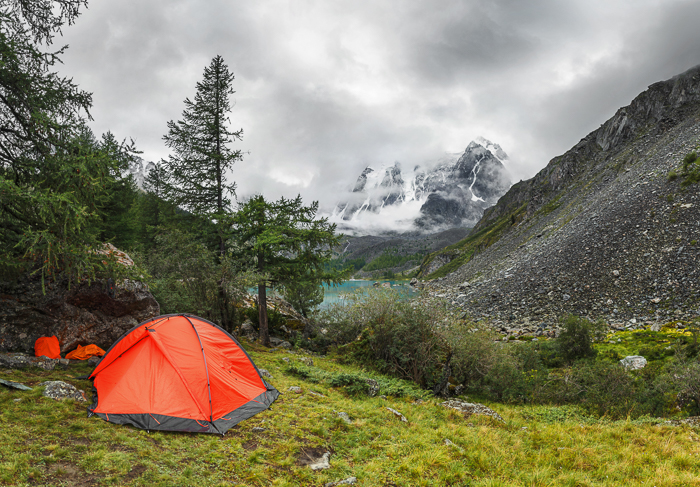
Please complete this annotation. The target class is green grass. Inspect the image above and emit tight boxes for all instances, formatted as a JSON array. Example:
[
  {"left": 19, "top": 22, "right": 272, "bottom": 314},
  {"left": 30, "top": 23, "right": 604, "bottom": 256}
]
[{"left": 2, "top": 343, "right": 700, "bottom": 486}]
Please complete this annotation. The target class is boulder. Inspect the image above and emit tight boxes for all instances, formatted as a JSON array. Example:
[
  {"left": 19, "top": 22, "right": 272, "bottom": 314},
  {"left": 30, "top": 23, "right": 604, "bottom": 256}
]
[
  {"left": 0, "top": 270, "right": 159, "bottom": 355},
  {"left": 620, "top": 355, "right": 647, "bottom": 370},
  {"left": 41, "top": 381, "right": 87, "bottom": 401}
]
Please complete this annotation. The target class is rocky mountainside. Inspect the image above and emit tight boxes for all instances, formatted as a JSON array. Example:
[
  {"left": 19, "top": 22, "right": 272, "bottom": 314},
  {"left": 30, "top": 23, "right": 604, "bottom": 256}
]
[
  {"left": 419, "top": 65, "right": 700, "bottom": 337},
  {"left": 331, "top": 138, "right": 512, "bottom": 234}
]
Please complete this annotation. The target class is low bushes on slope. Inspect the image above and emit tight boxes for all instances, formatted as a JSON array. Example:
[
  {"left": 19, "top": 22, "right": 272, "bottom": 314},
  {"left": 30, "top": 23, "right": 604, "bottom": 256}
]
[{"left": 310, "top": 288, "right": 700, "bottom": 420}]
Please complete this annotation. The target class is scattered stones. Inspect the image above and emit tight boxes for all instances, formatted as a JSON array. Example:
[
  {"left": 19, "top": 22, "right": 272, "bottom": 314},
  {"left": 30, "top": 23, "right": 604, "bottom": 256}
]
[
  {"left": 441, "top": 399, "right": 505, "bottom": 423},
  {"left": 662, "top": 416, "right": 700, "bottom": 428},
  {"left": 287, "top": 386, "right": 302, "bottom": 393},
  {"left": 386, "top": 407, "right": 408, "bottom": 423},
  {"left": 620, "top": 355, "right": 648, "bottom": 370},
  {"left": 337, "top": 412, "right": 352, "bottom": 424},
  {"left": 0, "top": 353, "right": 68, "bottom": 371},
  {"left": 325, "top": 477, "right": 357, "bottom": 486},
  {"left": 41, "top": 381, "right": 86, "bottom": 402},
  {"left": 0, "top": 378, "right": 32, "bottom": 391}
]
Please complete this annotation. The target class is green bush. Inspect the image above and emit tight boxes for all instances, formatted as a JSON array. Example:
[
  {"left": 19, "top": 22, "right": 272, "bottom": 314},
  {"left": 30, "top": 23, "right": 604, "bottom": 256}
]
[
  {"left": 555, "top": 315, "right": 606, "bottom": 364},
  {"left": 316, "top": 289, "right": 453, "bottom": 389}
]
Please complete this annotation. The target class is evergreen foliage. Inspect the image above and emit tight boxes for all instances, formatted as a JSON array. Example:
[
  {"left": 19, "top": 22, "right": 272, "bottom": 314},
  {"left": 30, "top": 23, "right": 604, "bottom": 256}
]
[
  {"left": 160, "top": 55, "right": 242, "bottom": 255},
  {"left": 231, "top": 194, "right": 344, "bottom": 346},
  {"left": 0, "top": 1, "right": 140, "bottom": 286}
]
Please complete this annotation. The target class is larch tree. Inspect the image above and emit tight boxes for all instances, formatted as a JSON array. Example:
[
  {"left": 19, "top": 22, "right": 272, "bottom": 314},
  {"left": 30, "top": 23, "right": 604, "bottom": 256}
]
[
  {"left": 0, "top": 0, "right": 132, "bottom": 286},
  {"left": 231, "top": 195, "right": 344, "bottom": 347},
  {"left": 161, "top": 55, "right": 243, "bottom": 256}
]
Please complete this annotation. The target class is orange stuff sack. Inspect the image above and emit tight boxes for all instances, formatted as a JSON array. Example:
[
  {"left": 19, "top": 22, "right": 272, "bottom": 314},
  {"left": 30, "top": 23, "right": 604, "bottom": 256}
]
[
  {"left": 35, "top": 336, "right": 61, "bottom": 359},
  {"left": 65, "top": 344, "right": 106, "bottom": 361}
]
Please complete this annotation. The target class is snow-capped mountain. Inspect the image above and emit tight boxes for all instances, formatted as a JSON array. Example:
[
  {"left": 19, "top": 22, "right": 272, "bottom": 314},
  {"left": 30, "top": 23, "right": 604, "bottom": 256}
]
[{"left": 331, "top": 138, "right": 512, "bottom": 234}]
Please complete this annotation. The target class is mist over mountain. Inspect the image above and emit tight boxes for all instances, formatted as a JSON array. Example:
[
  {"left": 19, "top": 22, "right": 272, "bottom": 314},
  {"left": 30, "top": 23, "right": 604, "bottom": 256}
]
[{"left": 330, "top": 137, "right": 512, "bottom": 235}]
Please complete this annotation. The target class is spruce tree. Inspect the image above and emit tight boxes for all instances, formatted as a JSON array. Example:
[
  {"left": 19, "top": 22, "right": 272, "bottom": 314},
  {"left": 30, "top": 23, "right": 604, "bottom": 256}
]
[
  {"left": 232, "top": 195, "right": 344, "bottom": 347},
  {"left": 161, "top": 55, "right": 243, "bottom": 256}
]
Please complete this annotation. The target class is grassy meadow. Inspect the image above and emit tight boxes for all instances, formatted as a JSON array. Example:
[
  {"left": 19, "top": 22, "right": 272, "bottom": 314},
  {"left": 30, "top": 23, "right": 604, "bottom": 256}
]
[{"left": 1, "top": 332, "right": 700, "bottom": 487}]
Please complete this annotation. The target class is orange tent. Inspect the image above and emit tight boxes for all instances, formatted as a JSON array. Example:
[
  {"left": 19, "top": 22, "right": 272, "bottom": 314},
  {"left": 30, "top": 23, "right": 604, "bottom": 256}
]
[
  {"left": 88, "top": 314, "right": 278, "bottom": 434},
  {"left": 35, "top": 336, "right": 61, "bottom": 359},
  {"left": 66, "top": 344, "right": 105, "bottom": 360}
]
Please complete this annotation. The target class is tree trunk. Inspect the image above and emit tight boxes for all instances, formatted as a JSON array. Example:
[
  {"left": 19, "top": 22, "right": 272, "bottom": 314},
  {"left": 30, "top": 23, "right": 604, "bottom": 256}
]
[
  {"left": 258, "top": 283, "right": 270, "bottom": 347},
  {"left": 218, "top": 278, "right": 231, "bottom": 333}
]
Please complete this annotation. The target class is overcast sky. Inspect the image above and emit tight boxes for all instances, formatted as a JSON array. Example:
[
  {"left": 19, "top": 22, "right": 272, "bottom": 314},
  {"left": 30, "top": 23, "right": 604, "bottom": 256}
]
[{"left": 58, "top": 0, "right": 700, "bottom": 212}]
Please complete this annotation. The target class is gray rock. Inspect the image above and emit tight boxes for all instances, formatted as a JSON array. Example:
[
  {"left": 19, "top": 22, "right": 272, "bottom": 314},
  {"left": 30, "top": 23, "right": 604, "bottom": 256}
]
[
  {"left": 337, "top": 412, "right": 352, "bottom": 424},
  {"left": 365, "top": 378, "right": 379, "bottom": 397},
  {"left": 0, "top": 353, "right": 59, "bottom": 371},
  {"left": 309, "top": 452, "right": 331, "bottom": 471},
  {"left": 251, "top": 427, "right": 266, "bottom": 433},
  {"left": 441, "top": 399, "right": 505, "bottom": 423},
  {"left": 300, "top": 357, "right": 314, "bottom": 366},
  {"left": 325, "top": 477, "right": 358, "bottom": 486},
  {"left": 0, "top": 270, "right": 159, "bottom": 355},
  {"left": 386, "top": 407, "right": 408, "bottom": 422},
  {"left": 269, "top": 337, "right": 292, "bottom": 349},
  {"left": 0, "top": 378, "right": 32, "bottom": 391},
  {"left": 287, "top": 386, "right": 302, "bottom": 393},
  {"left": 258, "top": 369, "right": 274, "bottom": 379},
  {"left": 240, "top": 321, "right": 258, "bottom": 342},
  {"left": 41, "top": 381, "right": 86, "bottom": 402},
  {"left": 620, "top": 355, "right": 647, "bottom": 370}
]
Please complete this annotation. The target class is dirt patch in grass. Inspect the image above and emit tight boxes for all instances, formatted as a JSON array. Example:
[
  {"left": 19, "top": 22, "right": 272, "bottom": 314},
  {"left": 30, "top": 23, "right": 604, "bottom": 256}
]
[
  {"left": 41, "top": 461, "right": 104, "bottom": 487},
  {"left": 241, "top": 440, "right": 259, "bottom": 451}
]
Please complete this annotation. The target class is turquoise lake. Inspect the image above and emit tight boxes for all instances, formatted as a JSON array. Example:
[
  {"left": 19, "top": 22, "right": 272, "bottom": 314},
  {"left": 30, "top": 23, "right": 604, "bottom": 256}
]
[{"left": 318, "top": 280, "right": 417, "bottom": 308}]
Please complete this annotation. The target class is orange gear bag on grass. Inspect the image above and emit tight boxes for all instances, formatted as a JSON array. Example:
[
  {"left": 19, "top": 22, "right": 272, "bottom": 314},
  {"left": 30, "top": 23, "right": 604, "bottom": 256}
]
[
  {"left": 65, "top": 344, "right": 106, "bottom": 361},
  {"left": 34, "top": 336, "right": 61, "bottom": 359}
]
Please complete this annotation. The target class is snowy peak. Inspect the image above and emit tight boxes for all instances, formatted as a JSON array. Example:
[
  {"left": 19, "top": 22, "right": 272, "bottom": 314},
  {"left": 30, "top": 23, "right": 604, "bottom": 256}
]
[{"left": 331, "top": 138, "right": 513, "bottom": 234}]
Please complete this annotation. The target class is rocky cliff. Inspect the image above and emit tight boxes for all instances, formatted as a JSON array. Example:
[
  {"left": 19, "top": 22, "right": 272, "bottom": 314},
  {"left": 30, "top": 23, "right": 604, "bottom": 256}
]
[
  {"left": 420, "top": 65, "right": 700, "bottom": 336},
  {"left": 0, "top": 272, "right": 160, "bottom": 355}
]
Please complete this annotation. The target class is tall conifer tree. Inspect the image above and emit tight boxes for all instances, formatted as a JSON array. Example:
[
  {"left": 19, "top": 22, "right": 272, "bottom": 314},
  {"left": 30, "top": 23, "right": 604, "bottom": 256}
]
[{"left": 161, "top": 55, "right": 243, "bottom": 256}]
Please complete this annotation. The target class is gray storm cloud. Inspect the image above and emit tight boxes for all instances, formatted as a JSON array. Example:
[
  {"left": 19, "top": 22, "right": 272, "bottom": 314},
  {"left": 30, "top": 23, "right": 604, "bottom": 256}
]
[{"left": 56, "top": 0, "right": 700, "bottom": 213}]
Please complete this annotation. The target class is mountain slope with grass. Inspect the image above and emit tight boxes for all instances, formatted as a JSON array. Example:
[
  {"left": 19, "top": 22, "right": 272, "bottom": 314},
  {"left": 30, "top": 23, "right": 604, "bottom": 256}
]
[{"left": 419, "top": 64, "right": 700, "bottom": 334}]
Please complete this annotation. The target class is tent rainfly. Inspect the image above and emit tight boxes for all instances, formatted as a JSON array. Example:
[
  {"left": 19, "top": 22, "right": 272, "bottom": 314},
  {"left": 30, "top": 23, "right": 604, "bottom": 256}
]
[{"left": 88, "top": 314, "right": 279, "bottom": 434}]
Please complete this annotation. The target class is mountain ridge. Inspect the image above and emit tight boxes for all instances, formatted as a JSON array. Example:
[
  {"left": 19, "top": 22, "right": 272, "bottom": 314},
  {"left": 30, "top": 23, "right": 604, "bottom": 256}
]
[
  {"left": 419, "top": 64, "right": 700, "bottom": 336},
  {"left": 331, "top": 138, "right": 512, "bottom": 234}
]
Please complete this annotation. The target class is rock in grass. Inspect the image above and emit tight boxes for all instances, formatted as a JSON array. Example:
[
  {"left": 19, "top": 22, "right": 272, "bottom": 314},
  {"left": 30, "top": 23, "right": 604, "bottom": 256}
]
[
  {"left": 0, "top": 378, "right": 32, "bottom": 391},
  {"left": 325, "top": 477, "right": 357, "bottom": 486},
  {"left": 620, "top": 355, "right": 647, "bottom": 370},
  {"left": 441, "top": 399, "right": 504, "bottom": 423},
  {"left": 40, "top": 381, "right": 86, "bottom": 402},
  {"left": 386, "top": 407, "right": 408, "bottom": 423},
  {"left": 444, "top": 439, "right": 464, "bottom": 452},
  {"left": 337, "top": 412, "right": 352, "bottom": 424},
  {"left": 259, "top": 369, "right": 274, "bottom": 379},
  {"left": 288, "top": 386, "right": 302, "bottom": 393},
  {"left": 309, "top": 452, "right": 331, "bottom": 471}
]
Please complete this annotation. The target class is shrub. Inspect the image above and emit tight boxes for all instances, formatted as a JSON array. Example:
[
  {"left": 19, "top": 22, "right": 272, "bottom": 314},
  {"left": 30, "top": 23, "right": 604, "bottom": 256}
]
[
  {"left": 658, "top": 359, "right": 700, "bottom": 415},
  {"left": 572, "top": 361, "right": 637, "bottom": 419},
  {"left": 555, "top": 315, "right": 606, "bottom": 364},
  {"left": 316, "top": 289, "right": 453, "bottom": 389}
]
